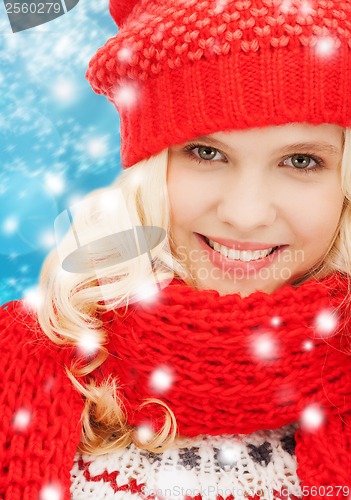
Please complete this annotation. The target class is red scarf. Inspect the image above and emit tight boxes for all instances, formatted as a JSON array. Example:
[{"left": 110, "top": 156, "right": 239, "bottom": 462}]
[{"left": 99, "top": 273, "right": 351, "bottom": 499}]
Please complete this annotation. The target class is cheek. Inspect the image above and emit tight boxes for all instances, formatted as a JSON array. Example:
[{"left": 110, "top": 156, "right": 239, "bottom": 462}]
[
  {"left": 167, "top": 175, "right": 189, "bottom": 227},
  {"left": 290, "top": 185, "right": 344, "bottom": 246},
  {"left": 167, "top": 167, "right": 215, "bottom": 227}
]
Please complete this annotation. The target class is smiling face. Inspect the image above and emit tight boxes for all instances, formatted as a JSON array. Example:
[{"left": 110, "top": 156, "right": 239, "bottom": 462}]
[{"left": 167, "top": 123, "right": 345, "bottom": 297}]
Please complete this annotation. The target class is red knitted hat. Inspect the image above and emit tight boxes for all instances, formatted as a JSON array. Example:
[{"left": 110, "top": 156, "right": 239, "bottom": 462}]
[{"left": 86, "top": 0, "right": 351, "bottom": 168}]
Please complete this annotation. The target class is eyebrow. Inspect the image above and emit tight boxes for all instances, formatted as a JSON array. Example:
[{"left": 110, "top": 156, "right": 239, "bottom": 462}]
[{"left": 193, "top": 135, "right": 342, "bottom": 157}]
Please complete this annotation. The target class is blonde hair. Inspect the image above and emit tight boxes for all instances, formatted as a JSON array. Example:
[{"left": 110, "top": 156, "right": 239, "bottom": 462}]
[{"left": 36, "top": 129, "right": 351, "bottom": 455}]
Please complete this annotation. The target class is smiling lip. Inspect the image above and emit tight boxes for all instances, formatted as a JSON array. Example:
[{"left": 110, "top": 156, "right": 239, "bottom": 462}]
[
  {"left": 198, "top": 234, "right": 285, "bottom": 251},
  {"left": 195, "top": 233, "right": 288, "bottom": 275}
]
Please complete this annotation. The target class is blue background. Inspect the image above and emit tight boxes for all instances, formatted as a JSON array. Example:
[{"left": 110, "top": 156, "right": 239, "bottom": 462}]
[{"left": 0, "top": 0, "right": 122, "bottom": 303}]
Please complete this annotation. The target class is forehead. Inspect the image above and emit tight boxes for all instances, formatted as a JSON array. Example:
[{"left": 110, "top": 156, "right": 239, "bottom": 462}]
[
  {"left": 196, "top": 124, "right": 344, "bottom": 153},
  {"left": 213, "top": 123, "right": 343, "bottom": 141}
]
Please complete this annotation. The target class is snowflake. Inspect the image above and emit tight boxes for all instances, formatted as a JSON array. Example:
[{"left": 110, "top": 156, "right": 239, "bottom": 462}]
[
  {"left": 271, "top": 316, "right": 281, "bottom": 327},
  {"left": 216, "top": 441, "right": 242, "bottom": 467},
  {"left": 280, "top": 0, "right": 293, "bottom": 14},
  {"left": 135, "top": 282, "right": 160, "bottom": 302},
  {"left": 113, "top": 82, "right": 140, "bottom": 109},
  {"left": 40, "top": 230, "right": 56, "bottom": 250},
  {"left": 13, "top": 408, "right": 31, "bottom": 430},
  {"left": 39, "top": 484, "right": 62, "bottom": 500},
  {"left": 129, "top": 168, "right": 145, "bottom": 188},
  {"left": 137, "top": 424, "right": 154, "bottom": 444},
  {"left": 213, "top": 0, "right": 230, "bottom": 14},
  {"left": 314, "top": 309, "right": 338, "bottom": 338},
  {"left": 251, "top": 333, "right": 279, "bottom": 360},
  {"left": 301, "top": 405, "right": 324, "bottom": 431},
  {"left": 23, "top": 286, "right": 43, "bottom": 309},
  {"left": 52, "top": 78, "right": 77, "bottom": 104},
  {"left": 149, "top": 367, "right": 173, "bottom": 393},
  {"left": 78, "top": 331, "right": 101, "bottom": 355},
  {"left": 117, "top": 46, "right": 134, "bottom": 62},
  {"left": 86, "top": 136, "right": 108, "bottom": 159},
  {"left": 315, "top": 37, "right": 337, "bottom": 57},
  {"left": 298, "top": 1, "right": 314, "bottom": 16},
  {"left": 302, "top": 340, "right": 314, "bottom": 351},
  {"left": 3, "top": 216, "right": 19, "bottom": 235},
  {"left": 45, "top": 173, "right": 65, "bottom": 195}
]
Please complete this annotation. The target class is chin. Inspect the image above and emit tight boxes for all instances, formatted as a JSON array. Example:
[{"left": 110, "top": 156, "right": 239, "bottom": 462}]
[{"left": 196, "top": 275, "right": 286, "bottom": 297}]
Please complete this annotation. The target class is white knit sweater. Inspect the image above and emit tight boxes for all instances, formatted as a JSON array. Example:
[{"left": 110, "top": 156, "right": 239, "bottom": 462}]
[{"left": 71, "top": 423, "right": 302, "bottom": 499}]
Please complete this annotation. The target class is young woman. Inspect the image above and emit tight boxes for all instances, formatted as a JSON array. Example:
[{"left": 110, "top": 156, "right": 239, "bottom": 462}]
[{"left": 1, "top": 1, "right": 351, "bottom": 499}]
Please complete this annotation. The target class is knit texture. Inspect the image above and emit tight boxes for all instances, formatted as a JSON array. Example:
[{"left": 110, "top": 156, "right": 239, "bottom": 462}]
[
  {"left": 98, "top": 272, "right": 351, "bottom": 499},
  {"left": 71, "top": 424, "right": 302, "bottom": 499},
  {"left": 109, "top": 0, "right": 139, "bottom": 27},
  {"left": 0, "top": 300, "right": 83, "bottom": 500},
  {"left": 1, "top": 273, "right": 351, "bottom": 499},
  {"left": 86, "top": 0, "right": 351, "bottom": 167}
]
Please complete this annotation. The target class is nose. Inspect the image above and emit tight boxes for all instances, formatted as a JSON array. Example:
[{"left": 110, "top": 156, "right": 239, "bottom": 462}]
[{"left": 217, "top": 170, "right": 277, "bottom": 233}]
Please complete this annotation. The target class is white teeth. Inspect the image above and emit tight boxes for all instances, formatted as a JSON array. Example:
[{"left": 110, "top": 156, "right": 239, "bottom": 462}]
[
  {"left": 207, "top": 238, "right": 276, "bottom": 261},
  {"left": 227, "top": 249, "right": 239, "bottom": 260},
  {"left": 213, "top": 241, "right": 221, "bottom": 252},
  {"left": 220, "top": 245, "right": 228, "bottom": 257}
]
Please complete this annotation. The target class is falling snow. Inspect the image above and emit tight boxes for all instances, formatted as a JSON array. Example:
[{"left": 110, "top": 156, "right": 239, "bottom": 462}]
[
  {"left": 40, "top": 484, "right": 62, "bottom": 500},
  {"left": 314, "top": 309, "right": 338, "bottom": 337},
  {"left": 86, "top": 136, "right": 109, "bottom": 159},
  {"left": 13, "top": 408, "right": 32, "bottom": 431},
  {"left": 216, "top": 441, "right": 243, "bottom": 467},
  {"left": 302, "top": 340, "right": 314, "bottom": 351},
  {"left": 315, "top": 37, "right": 337, "bottom": 57},
  {"left": 299, "top": 1, "right": 314, "bottom": 16},
  {"left": 78, "top": 330, "right": 101, "bottom": 355},
  {"left": 301, "top": 405, "right": 324, "bottom": 431},
  {"left": 271, "top": 316, "right": 281, "bottom": 327},
  {"left": 137, "top": 424, "right": 154, "bottom": 444},
  {"left": 213, "top": 0, "right": 230, "bottom": 15},
  {"left": 150, "top": 367, "right": 173, "bottom": 393},
  {"left": 135, "top": 282, "right": 160, "bottom": 302},
  {"left": 280, "top": 0, "right": 293, "bottom": 14},
  {"left": 44, "top": 173, "right": 65, "bottom": 195},
  {"left": 113, "top": 83, "right": 140, "bottom": 109},
  {"left": 117, "top": 46, "right": 134, "bottom": 62},
  {"left": 0, "top": 0, "right": 121, "bottom": 304},
  {"left": 23, "top": 286, "right": 44, "bottom": 309},
  {"left": 251, "top": 333, "right": 279, "bottom": 360}
]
